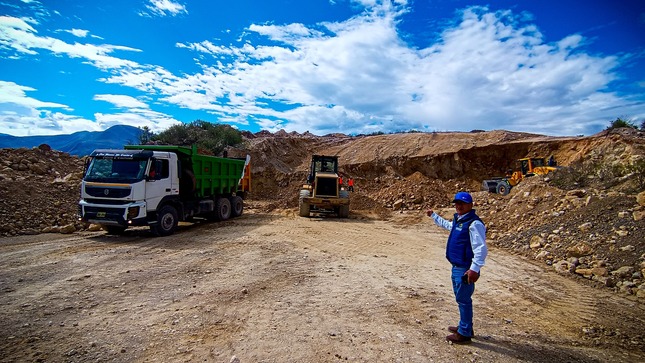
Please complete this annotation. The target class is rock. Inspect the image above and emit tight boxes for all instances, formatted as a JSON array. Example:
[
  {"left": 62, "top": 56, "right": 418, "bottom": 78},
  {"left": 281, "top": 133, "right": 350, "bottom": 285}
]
[
  {"left": 578, "top": 222, "right": 593, "bottom": 232},
  {"left": 615, "top": 230, "right": 629, "bottom": 237},
  {"left": 554, "top": 260, "right": 575, "bottom": 274},
  {"left": 566, "top": 189, "right": 587, "bottom": 198},
  {"left": 535, "top": 250, "right": 551, "bottom": 260},
  {"left": 634, "top": 210, "right": 645, "bottom": 221},
  {"left": 567, "top": 242, "right": 593, "bottom": 258},
  {"left": 611, "top": 266, "right": 635, "bottom": 278},
  {"left": 88, "top": 224, "right": 103, "bottom": 231},
  {"left": 637, "top": 191, "right": 645, "bottom": 207},
  {"left": 529, "top": 235, "right": 544, "bottom": 249},
  {"left": 59, "top": 224, "right": 76, "bottom": 234}
]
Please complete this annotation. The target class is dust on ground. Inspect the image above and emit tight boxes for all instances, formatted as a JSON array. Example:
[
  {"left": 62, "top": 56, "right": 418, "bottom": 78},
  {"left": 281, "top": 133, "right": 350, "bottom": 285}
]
[{"left": 1, "top": 202, "right": 643, "bottom": 363}]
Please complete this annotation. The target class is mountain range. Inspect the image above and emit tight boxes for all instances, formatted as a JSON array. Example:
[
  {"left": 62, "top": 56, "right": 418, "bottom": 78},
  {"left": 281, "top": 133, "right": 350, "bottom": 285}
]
[{"left": 0, "top": 125, "right": 143, "bottom": 156}]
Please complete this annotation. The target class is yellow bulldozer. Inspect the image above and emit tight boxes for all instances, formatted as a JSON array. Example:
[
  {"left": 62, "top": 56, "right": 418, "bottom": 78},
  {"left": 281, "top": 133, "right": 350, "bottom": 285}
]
[
  {"left": 482, "top": 157, "right": 558, "bottom": 195},
  {"left": 299, "top": 155, "right": 350, "bottom": 217}
]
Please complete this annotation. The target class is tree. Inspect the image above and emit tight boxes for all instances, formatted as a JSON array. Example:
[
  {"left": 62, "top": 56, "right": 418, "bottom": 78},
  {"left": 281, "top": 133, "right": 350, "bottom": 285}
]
[
  {"left": 641, "top": 119, "right": 645, "bottom": 131},
  {"left": 152, "top": 120, "right": 243, "bottom": 155},
  {"left": 138, "top": 126, "right": 155, "bottom": 144}
]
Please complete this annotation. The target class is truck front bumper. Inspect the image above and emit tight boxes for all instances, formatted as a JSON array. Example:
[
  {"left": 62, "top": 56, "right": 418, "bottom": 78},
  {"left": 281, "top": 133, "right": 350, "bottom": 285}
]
[{"left": 79, "top": 200, "right": 148, "bottom": 227}]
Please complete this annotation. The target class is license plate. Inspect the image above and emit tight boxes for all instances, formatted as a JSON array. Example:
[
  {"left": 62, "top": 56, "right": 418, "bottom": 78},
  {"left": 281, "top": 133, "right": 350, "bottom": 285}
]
[{"left": 97, "top": 212, "right": 106, "bottom": 218}]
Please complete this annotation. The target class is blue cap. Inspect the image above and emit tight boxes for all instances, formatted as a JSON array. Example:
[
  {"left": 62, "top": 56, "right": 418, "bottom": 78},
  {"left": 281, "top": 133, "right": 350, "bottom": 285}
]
[{"left": 452, "top": 192, "right": 473, "bottom": 204}]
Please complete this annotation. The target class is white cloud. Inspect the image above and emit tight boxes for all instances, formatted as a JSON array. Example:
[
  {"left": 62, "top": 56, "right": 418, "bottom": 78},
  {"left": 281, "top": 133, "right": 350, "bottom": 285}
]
[
  {"left": 94, "top": 94, "right": 149, "bottom": 109},
  {"left": 0, "top": 15, "right": 141, "bottom": 69},
  {"left": 0, "top": 106, "right": 102, "bottom": 136},
  {"left": 160, "top": 5, "right": 640, "bottom": 136},
  {"left": 0, "top": 81, "right": 69, "bottom": 109},
  {"left": 66, "top": 28, "right": 89, "bottom": 38},
  {"left": 143, "top": 0, "right": 188, "bottom": 17},
  {"left": 94, "top": 111, "right": 181, "bottom": 134}
]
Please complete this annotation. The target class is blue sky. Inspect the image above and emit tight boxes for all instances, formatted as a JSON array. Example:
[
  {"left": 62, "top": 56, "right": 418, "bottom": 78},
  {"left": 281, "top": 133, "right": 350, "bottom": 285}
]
[{"left": 0, "top": 0, "right": 644, "bottom": 137}]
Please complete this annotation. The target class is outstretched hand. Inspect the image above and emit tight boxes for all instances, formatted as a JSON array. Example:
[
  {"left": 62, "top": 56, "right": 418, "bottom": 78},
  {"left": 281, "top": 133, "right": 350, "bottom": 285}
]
[
  {"left": 466, "top": 269, "right": 480, "bottom": 284},
  {"left": 426, "top": 209, "right": 434, "bottom": 217}
]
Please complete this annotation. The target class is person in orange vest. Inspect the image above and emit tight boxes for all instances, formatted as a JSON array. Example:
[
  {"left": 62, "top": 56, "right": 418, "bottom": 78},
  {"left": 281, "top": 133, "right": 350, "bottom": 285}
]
[
  {"left": 339, "top": 175, "right": 343, "bottom": 187},
  {"left": 348, "top": 177, "right": 354, "bottom": 192}
]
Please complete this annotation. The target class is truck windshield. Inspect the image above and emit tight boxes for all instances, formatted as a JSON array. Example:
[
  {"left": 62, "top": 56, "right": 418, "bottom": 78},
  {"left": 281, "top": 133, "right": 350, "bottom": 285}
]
[{"left": 85, "top": 158, "right": 148, "bottom": 183}]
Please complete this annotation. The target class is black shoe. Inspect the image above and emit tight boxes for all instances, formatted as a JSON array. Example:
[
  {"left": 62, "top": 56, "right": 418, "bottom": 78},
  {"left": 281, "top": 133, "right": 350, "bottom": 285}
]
[
  {"left": 448, "top": 326, "right": 474, "bottom": 337},
  {"left": 446, "top": 332, "right": 472, "bottom": 344}
]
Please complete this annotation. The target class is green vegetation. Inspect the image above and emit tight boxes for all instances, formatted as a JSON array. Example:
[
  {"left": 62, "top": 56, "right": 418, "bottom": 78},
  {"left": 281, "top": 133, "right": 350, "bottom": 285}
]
[
  {"left": 140, "top": 120, "right": 243, "bottom": 156},
  {"left": 138, "top": 126, "right": 154, "bottom": 144},
  {"left": 606, "top": 117, "right": 638, "bottom": 131}
]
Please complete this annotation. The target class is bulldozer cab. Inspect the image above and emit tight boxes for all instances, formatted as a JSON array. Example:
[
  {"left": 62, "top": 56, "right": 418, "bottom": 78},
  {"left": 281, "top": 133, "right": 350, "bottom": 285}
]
[
  {"left": 517, "top": 158, "right": 547, "bottom": 176},
  {"left": 308, "top": 155, "right": 339, "bottom": 183}
]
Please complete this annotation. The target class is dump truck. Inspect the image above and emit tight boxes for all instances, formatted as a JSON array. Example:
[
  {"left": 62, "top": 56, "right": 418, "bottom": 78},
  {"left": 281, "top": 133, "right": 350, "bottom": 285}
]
[
  {"left": 78, "top": 145, "right": 251, "bottom": 236},
  {"left": 482, "top": 157, "right": 557, "bottom": 195},
  {"left": 299, "top": 155, "right": 350, "bottom": 218}
]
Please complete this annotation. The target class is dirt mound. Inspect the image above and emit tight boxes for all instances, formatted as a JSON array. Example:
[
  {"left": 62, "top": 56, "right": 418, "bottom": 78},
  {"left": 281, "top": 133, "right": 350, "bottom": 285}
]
[{"left": 0, "top": 147, "right": 86, "bottom": 235}]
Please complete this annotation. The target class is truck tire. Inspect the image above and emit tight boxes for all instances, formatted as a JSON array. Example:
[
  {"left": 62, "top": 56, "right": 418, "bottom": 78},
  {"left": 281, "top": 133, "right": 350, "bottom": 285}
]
[
  {"left": 299, "top": 189, "right": 310, "bottom": 217},
  {"left": 338, "top": 190, "right": 350, "bottom": 218},
  {"left": 496, "top": 181, "right": 511, "bottom": 195},
  {"left": 151, "top": 205, "right": 178, "bottom": 236},
  {"left": 230, "top": 196, "right": 244, "bottom": 217},
  {"left": 102, "top": 225, "right": 127, "bottom": 235},
  {"left": 338, "top": 204, "right": 350, "bottom": 218},
  {"left": 215, "top": 197, "right": 231, "bottom": 221}
]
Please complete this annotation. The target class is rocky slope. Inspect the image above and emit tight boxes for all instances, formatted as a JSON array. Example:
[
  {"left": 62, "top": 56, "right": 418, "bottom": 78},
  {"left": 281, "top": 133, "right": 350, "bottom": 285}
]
[{"left": 1, "top": 128, "right": 644, "bottom": 303}]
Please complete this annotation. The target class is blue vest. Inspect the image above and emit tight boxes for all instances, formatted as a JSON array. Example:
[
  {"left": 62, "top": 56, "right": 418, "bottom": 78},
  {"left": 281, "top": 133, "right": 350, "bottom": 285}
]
[{"left": 446, "top": 210, "right": 482, "bottom": 267}]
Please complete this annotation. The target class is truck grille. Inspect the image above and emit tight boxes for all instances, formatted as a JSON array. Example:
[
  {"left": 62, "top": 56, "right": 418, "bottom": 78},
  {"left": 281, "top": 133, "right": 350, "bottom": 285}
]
[
  {"left": 83, "top": 206, "right": 125, "bottom": 220},
  {"left": 85, "top": 185, "right": 131, "bottom": 198}
]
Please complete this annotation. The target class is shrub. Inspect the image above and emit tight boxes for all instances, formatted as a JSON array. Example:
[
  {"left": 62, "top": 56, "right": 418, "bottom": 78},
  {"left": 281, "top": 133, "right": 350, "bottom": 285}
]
[{"left": 606, "top": 117, "right": 637, "bottom": 130}]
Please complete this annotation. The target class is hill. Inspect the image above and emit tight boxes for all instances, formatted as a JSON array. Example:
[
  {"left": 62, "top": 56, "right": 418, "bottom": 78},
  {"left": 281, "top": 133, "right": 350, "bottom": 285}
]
[{"left": 0, "top": 125, "right": 142, "bottom": 156}]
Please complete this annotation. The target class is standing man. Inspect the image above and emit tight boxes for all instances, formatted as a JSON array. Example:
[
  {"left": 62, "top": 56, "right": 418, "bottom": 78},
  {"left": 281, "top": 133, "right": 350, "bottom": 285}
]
[
  {"left": 427, "top": 192, "right": 487, "bottom": 344},
  {"left": 348, "top": 177, "right": 354, "bottom": 192}
]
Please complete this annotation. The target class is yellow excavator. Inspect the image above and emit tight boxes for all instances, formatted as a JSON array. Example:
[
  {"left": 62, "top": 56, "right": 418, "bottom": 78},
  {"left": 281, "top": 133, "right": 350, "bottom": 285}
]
[{"left": 482, "top": 157, "right": 558, "bottom": 195}]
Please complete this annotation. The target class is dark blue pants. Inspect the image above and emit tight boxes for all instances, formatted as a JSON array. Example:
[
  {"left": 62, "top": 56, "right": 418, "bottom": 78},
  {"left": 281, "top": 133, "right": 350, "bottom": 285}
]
[{"left": 451, "top": 265, "right": 475, "bottom": 337}]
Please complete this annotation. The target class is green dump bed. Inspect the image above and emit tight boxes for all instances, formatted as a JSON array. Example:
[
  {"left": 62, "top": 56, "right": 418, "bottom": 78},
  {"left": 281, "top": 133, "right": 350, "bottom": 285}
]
[{"left": 125, "top": 145, "right": 247, "bottom": 198}]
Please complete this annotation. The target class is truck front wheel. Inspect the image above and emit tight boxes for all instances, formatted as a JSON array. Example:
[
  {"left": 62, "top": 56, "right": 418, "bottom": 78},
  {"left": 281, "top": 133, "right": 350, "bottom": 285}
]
[
  {"left": 299, "top": 189, "right": 310, "bottom": 217},
  {"left": 152, "top": 205, "right": 178, "bottom": 236}
]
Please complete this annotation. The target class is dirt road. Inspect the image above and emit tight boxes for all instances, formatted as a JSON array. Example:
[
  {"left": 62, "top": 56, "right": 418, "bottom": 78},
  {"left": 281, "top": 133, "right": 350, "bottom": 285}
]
[{"left": 1, "top": 206, "right": 644, "bottom": 363}]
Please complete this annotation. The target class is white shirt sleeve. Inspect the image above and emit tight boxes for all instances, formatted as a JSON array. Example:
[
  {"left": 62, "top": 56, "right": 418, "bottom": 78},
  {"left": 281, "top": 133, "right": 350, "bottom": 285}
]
[
  {"left": 431, "top": 212, "right": 452, "bottom": 231},
  {"left": 468, "top": 220, "right": 488, "bottom": 273}
]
